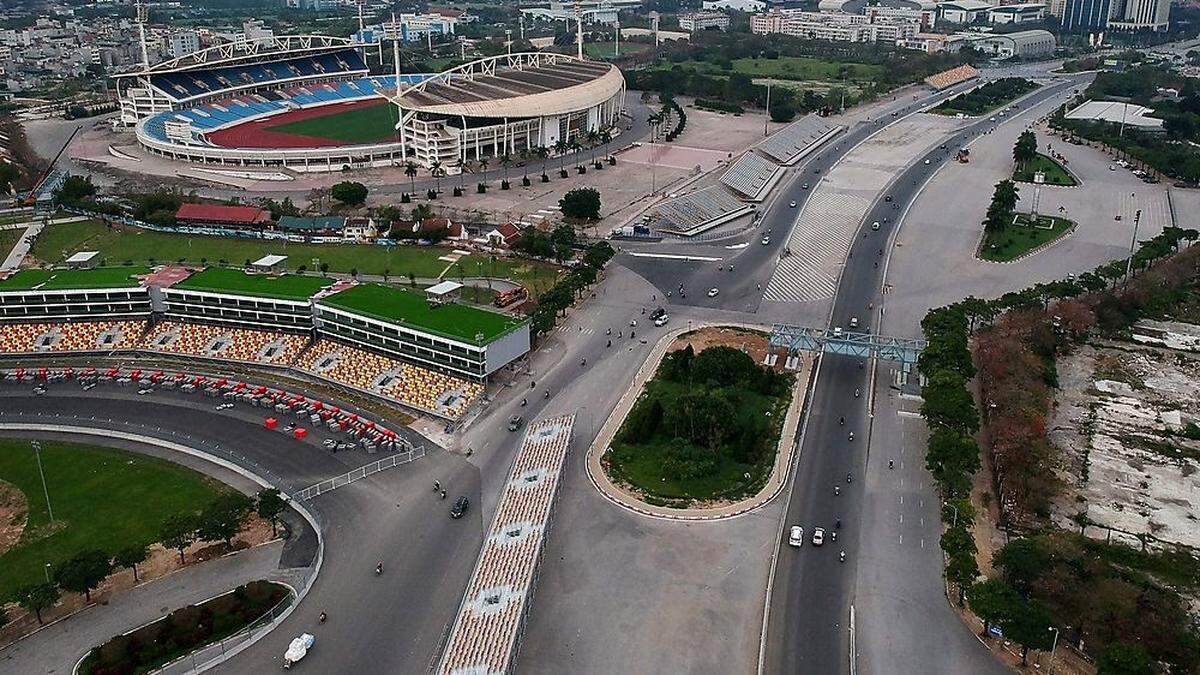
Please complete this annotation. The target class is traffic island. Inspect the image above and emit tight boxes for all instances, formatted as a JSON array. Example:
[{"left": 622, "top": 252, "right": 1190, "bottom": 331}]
[
  {"left": 978, "top": 213, "right": 1075, "bottom": 263},
  {"left": 587, "top": 324, "right": 811, "bottom": 520}
]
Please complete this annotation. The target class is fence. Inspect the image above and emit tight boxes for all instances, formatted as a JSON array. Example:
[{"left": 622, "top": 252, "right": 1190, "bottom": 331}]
[
  {"left": 147, "top": 589, "right": 296, "bottom": 675},
  {"left": 294, "top": 444, "right": 425, "bottom": 501}
]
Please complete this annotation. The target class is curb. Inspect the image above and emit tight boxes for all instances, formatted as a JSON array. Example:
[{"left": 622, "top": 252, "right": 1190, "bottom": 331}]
[
  {"left": 584, "top": 323, "right": 809, "bottom": 522},
  {"left": 0, "top": 424, "right": 324, "bottom": 675}
]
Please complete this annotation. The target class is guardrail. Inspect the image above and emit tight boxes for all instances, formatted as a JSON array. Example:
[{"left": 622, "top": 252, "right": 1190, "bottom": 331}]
[
  {"left": 295, "top": 444, "right": 425, "bottom": 501},
  {"left": 147, "top": 588, "right": 295, "bottom": 675}
]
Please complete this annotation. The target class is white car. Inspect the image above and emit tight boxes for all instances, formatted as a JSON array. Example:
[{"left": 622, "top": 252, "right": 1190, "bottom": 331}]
[
  {"left": 788, "top": 525, "right": 804, "bottom": 547},
  {"left": 789, "top": 200, "right": 797, "bottom": 208},
  {"left": 802, "top": 183, "right": 810, "bottom": 190},
  {"left": 812, "top": 527, "right": 826, "bottom": 547},
  {"left": 761, "top": 236, "right": 770, "bottom": 245},
  {"left": 654, "top": 314, "right": 670, "bottom": 327},
  {"left": 849, "top": 317, "right": 859, "bottom": 328},
  {"left": 871, "top": 221, "right": 880, "bottom": 231},
  {"left": 707, "top": 288, "right": 719, "bottom": 298}
]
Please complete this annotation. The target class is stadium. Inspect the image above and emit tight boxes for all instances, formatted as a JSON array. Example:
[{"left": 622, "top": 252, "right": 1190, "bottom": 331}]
[{"left": 118, "top": 35, "right": 626, "bottom": 172}]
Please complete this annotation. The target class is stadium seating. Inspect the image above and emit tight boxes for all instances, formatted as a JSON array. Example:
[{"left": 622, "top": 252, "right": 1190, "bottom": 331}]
[
  {"left": 299, "top": 339, "right": 482, "bottom": 418},
  {"left": 150, "top": 48, "right": 369, "bottom": 101},
  {"left": 140, "top": 321, "right": 309, "bottom": 365},
  {"left": 721, "top": 151, "right": 783, "bottom": 201},
  {"left": 758, "top": 115, "right": 838, "bottom": 165},
  {"left": 650, "top": 185, "right": 751, "bottom": 235},
  {"left": 0, "top": 320, "right": 147, "bottom": 354}
]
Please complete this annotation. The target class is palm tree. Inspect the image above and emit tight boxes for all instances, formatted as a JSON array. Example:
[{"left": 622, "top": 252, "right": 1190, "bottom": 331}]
[
  {"left": 519, "top": 148, "right": 530, "bottom": 182},
  {"left": 404, "top": 161, "right": 418, "bottom": 197},
  {"left": 430, "top": 159, "right": 443, "bottom": 195},
  {"left": 500, "top": 152, "right": 511, "bottom": 185},
  {"left": 586, "top": 130, "right": 600, "bottom": 165},
  {"left": 456, "top": 158, "right": 466, "bottom": 194},
  {"left": 600, "top": 129, "right": 613, "bottom": 160},
  {"left": 537, "top": 145, "right": 549, "bottom": 177},
  {"left": 554, "top": 140, "right": 568, "bottom": 173},
  {"left": 479, "top": 157, "right": 490, "bottom": 183},
  {"left": 569, "top": 139, "right": 583, "bottom": 169}
]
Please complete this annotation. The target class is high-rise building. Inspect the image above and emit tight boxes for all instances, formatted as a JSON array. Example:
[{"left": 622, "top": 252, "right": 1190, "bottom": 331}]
[
  {"left": 1061, "top": 0, "right": 1111, "bottom": 31},
  {"left": 168, "top": 30, "right": 199, "bottom": 59},
  {"left": 1109, "top": 0, "right": 1170, "bottom": 31}
]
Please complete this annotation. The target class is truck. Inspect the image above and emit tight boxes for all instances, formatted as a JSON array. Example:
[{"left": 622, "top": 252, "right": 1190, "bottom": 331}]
[{"left": 283, "top": 633, "right": 315, "bottom": 669}]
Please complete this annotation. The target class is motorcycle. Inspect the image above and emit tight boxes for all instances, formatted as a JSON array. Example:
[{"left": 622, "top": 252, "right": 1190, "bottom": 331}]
[
  {"left": 848, "top": 432, "right": 855, "bottom": 441},
  {"left": 375, "top": 562, "right": 383, "bottom": 576}
]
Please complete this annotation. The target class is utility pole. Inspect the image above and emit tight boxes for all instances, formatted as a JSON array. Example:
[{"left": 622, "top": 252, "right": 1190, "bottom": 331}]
[
  {"left": 393, "top": 14, "right": 406, "bottom": 163},
  {"left": 506, "top": 29, "right": 512, "bottom": 55},
  {"left": 614, "top": 13, "right": 621, "bottom": 57},
  {"left": 31, "top": 440, "right": 55, "bottom": 524},
  {"left": 575, "top": 0, "right": 584, "bottom": 60},
  {"left": 1124, "top": 208, "right": 1142, "bottom": 282}
]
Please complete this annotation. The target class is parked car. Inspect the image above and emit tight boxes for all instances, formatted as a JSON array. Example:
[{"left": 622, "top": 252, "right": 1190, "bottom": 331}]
[{"left": 450, "top": 496, "right": 470, "bottom": 519}]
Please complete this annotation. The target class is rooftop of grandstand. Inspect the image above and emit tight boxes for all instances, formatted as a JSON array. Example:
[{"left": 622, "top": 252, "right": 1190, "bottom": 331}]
[
  {"left": 176, "top": 203, "right": 272, "bottom": 226},
  {"left": 277, "top": 215, "right": 347, "bottom": 231},
  {"left": 757, "top": 114, "right": 840, "bottom": 165},
  {"left": 0, "top": 266, "right": 151, "bottom": 292},
  {"left": 925, "top": 64, "right": 980, "bottom": 90},
  {"left": 173, "top": 267, "right": 334, "bottom": 300},
  {"left": 649, "top": 185, "right": 753, "bottom": 236},
  {"left": 320, "top": 283, "right": 526, "bottom": 344},
  {"left": 149, "top": 48, "right": 368, "bottom": 102},
  {"left": 720, "top": 151, "right": 783, "bottom": 201},
  {"left": 393, "top": 54, "right": 621, "bottom": 118}
]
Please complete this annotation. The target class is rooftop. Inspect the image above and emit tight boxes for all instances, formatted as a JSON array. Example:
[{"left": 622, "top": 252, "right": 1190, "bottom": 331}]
[
  {"left": 173, "top": 267, "right": 334, "bottom": 300},
  {"left": 176, "top": 202, "right": 272, "bottom": 225},
  {"left": 321, "top": 282, "right": 527, "bottom": 344},
  {"left": 0, "top": 266, "right": 151, "bottom": 292}
]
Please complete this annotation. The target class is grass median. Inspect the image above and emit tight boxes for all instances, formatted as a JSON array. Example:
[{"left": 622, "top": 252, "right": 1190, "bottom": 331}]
[
  {"left": 979, "top": 213, "right": 1074, "bottom": 262},
  {"left": 0, "top": 439, "right": 230, "bottom": 599},
  {"left": 1014, "top": 153, "right": 1077, "bottom": 187}
]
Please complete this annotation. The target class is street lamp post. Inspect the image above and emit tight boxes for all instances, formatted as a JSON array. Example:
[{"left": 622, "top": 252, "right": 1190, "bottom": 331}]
[
  {"left": 44, "top": 562, "right": 51, "bottom": 584},
  {"left": 1124, "top": 208, "right": 1142, "bottom": 283},
  {"left": 1047, "top": 626, "right": 1060, "bottom": 674},
  {"left": 31, "top": 440, "right": 55, "bottom": 524},
  {"left": 943, "top": 500, "right": 958, "bottom": 527}
]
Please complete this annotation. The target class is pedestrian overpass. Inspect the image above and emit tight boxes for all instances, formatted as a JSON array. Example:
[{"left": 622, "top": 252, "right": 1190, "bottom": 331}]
[{"left": 768, "top": 323, "right": 926, "bottom": 384}]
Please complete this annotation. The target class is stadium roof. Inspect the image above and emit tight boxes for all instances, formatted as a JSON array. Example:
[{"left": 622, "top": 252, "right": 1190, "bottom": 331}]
[
  {"left": 320, "top": 283, "right": 527, "bottom": 344},
  {"left": 393, "top": 53, "right": 623, "bottom": 119},
  {"left": 1065, "top": 100, "right": 1164, "bottom": 129},
  {"left": 0, "top": 266, "right": 151, "bottom": 292},
  {"left": 176, "top": 203, "right": 271, "bottom": 225},
  {"left": 173, "top": 267, "right": 334, "bottom": 300}
]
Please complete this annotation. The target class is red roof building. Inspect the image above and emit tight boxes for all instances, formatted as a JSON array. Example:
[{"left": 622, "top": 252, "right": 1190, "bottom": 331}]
[{"left": 175, "top": 203, "right": 271, "bottom": 228}]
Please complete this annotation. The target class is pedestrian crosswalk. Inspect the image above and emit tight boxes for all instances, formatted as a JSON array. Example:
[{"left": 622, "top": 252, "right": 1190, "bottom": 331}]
[
  {"left": 556, "top": 325, "right": 596, "bottom": 336},
  {"left": 764, "top": 192, "right": 870, "bottom": 303}
]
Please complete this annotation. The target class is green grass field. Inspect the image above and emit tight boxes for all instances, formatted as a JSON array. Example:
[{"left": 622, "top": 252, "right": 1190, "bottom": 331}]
[
  {"left": 266, "top": 101, "right": 398, "bottom": 144},
  {"left": 0, "top": 266, "right": 151, "bottom": 291},
  {"left": 174, "top": 267, "right": 334, "bottom": 300},
  {"left": 665, "top": 56, "right": 883, "bottom": 83},
  {"left": 1014, "top": 153, "right": 1078, "bottom": 187},
  {"left": 31, "top": 220, "right": 561, "bottom": 295},
  {"left": 0, "top": 439, "right": 229, "bottom": 599},
  {"left": 980, "top": 213, "right": 1074, "bottom": 262},
  {"left": 583, "top": 42, "right": 651, "bottom": 59},
  {"left": 322, "top": 282, "right": 527, "bottom": 343},
  {"left": 0, "top": 228, "right": 20, "bottom": 262}
]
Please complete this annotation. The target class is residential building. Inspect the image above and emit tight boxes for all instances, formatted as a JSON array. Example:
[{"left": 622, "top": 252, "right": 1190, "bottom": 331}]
[
  {"left": 899, "top": 31, "right": 967, "bottom": 52},
  {"left": 1108, "top": 0, "right": 1170, "bottom": 31},
  {"left": 988, "top": 3, "right": 1047, "bottom": 23},
  {"left": 751, "top": 9, "right": 920, "bottom": 42},
  {"left": 867, "top": 6, "right": 937, "bottom": 29},
  {"left": 938, "top": 0, "right": 993, "bottom": 24},
  {"left": 168, "top": 30, "right": 199, "bottom": 59},
  {"left": 679, "top": 11, "right": 732, "bottom": 31}
]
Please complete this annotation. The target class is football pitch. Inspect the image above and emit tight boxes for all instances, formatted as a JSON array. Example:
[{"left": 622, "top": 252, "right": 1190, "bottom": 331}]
[{"left": 266, "top": 100, "right": 399, "bottom": 144}]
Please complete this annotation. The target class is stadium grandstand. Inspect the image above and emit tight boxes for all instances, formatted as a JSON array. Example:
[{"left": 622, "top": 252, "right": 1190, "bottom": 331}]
[
  {"left": 0, "top": 265, "right": 528, "bottom": 419},
  {"left": 756, "top": 114, "right": 841, "bottom": 165},
  {"left": 438, "top": 414, "right": 575, "bottom": 675},
  {"left": 720, "top": 150, "right": 784, "bottom": 202},
  {"left": 646, "top": 185, "right": 754, "bottom": 237},
  {"left": 924, "top": 64, "right": 980, "bottom": 91},
  {"left": 120, "top": 34, "right": 625, "bottom": 173}
]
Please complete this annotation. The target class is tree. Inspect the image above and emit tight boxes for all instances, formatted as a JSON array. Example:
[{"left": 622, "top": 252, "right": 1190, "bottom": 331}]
[
  {"left": 967, "top": 578, "right": 1021, "bottom": 638},
  {"left": 160, "top": 513, "right": 198, "bottom": 564},
  {"left": 54, "top": 549, "right": 112, "bottom": 602},
  {"left": 54, "top": 174, "right": 96, "bottom": 206},
  {"left": 940, "top": 524, "right": 976, "bottom": 558},
  {"left": 256, "top": 488, "right": 288, "bottom": 537},
  {"left": 1014, "top": 129, "right": 1038, "bottom": 169},
  {"left": 404, "top": 161, "right": 418, "bottom": 196},
  {"left": 1098, "top": 642, "right": 1158, "bottom": 675},
  {"left": 920, "top": 370, "right": 979, "bottom": 433},
  {"left": 1000, "top": 598, "right": 1055, "bottom": 665},
  {"left": 560, "top": 187, "right": 602, "bottom": 221},
  {"left": 411, "top": 203, "right": 435, "bottom": 222},
  {"left": 330, "top": 181, "right": 368, "bottom": 206},
  {"left": 946, "top": 551, "right": 980, "bottom": 606},
  {"left": 198, "top": 492, "right": 253, "bottom": 547},
  {"left": 993, "top": 538, "right": 1048, "bottom": 595},
  {"left": 770, "top": 101, "right": 797, "bottom": 123},
  {"left": 114, "top": 543, "right": 150, "bottom": 583},
  {"left": 13, "top": 583, "right": 60, "bottom": 624}
]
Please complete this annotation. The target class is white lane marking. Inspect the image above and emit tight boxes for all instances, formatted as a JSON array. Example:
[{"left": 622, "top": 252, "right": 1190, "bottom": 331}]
[
  {"left": 725, "top": 242, "right": 750, "bottom": 250},
  {"left": 625, "top": 252, "right": 722, "bottom": 262}
]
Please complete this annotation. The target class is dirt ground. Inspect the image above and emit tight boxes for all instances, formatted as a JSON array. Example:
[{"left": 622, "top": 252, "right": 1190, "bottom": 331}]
[
  {"left": 0, "top": 480, "right": 27, "bottom": 557},
  {"left": 669, "top": 325, "right": 773, "bottom": 367},
  {"left": 0, "top": 515, "right": 276, "bottom": 648}
]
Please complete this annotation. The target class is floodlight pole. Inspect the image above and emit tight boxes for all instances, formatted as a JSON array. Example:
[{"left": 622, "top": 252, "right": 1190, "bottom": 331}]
[
  {"left": 1124, "top": 208, "right": 1141, "bottom": 282},
  {"left": 393, "top": 14, "right": 407, "bottom": 163},
  {"left": 31, "top": 440, "right": 55, "bottom": 523}
]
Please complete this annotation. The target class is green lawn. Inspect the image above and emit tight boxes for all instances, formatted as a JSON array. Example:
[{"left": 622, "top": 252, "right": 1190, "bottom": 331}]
[
  {"left": 932, "top": 77, "right": 1038, "bottom": 117},
  {"left": 174, "top": 267, "right": 333, "bottom": 300},
  {"left": 0, "top": 227, "right": 20, "bottom": 262},
  {"left": 265, "top": 101, "right": 399, "bottom": 144},
  {"left": 0, "top": 439, "right": 230, "bottom": 600},
  {"left": 321, "top": 282, "right": 526, "bottom": 343},
  {"left": 1014, "top": 153, "right": 1078, "bottom": 186},
  {"left": 30, "top": 220, "right": 561, "bottom": 295},
  {"left": 662, "top": 57, "right": 882, "bottom": 84},
  {"left": 979, "top": 213, "right": 1074, "bottom": 262},
  {"left": 0, "top": 266, "right": 150, "bottom": 291},
  {"left": 583, "top": 41, "right": 651, "bottom": 59}
]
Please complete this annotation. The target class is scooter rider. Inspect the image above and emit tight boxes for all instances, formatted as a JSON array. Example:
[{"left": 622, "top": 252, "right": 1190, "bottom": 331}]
[{"left": 375, "top": 561, "right": 384, "bottom": 575}]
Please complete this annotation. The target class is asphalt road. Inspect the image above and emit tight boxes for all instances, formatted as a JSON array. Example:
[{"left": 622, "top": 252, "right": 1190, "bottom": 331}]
[
  {"left": 761, "top": 73, "right": 1092, "bottom": 675},
  {"left": 0, "top": 383, "right": 480, "bottom": 675},
  {"left": 615, "top": 80, "right": 982, "bottom": 311}
]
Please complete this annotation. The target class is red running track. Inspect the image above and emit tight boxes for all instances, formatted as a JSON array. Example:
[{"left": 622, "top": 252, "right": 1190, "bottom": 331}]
[{"left": 205, "top": 98, "right": 390, "bottom": 149}]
